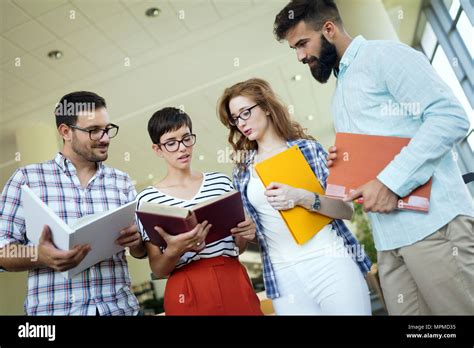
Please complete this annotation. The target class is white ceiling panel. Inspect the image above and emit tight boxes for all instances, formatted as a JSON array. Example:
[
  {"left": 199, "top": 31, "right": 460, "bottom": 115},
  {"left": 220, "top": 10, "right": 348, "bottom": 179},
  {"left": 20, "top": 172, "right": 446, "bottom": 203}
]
[
  {"left": 169, "top": 0, "right": 221, "bottom": 31},
  {"left": 26, "top": 68, "right": 70, "bottom": 91},
  {"left": 62, "top": 25, "right": 110, "bottom": 52},
  {"left": 37, "top": 3, "right": 91, "bottom": 37},
  {"left": 0, "top": 0, "right": 31, "bottom": 33},
  {"left": 13, "top": 0, "right": 67, "bottom": 17},
  {"left": 80, "top": 43, "right": 125, "bottom": 69},
  {"left": 1, "top": 53, "right": 51, "bottom": 81},
  {"left": 71, "top": 0, "right": 126, "bottom": 22},
  {"left": 53, "top": 56, "right": 98, "bottom": 81},
  {"left": 95, "top": 8, "right": 145, "bottom": 42},
  {"left": 212, "top": 0, "right": 253, "bottom": 18},
  {"left": 0, "top": 37, "right": 26, "bottom": 65},
  {"left": 30, "top": 38, "right": 82, "bottom": 69},
  {"left": 2, "top": 20, "right": 56, "bottom": 51},
  {"left": 123, "top": 0, "right": 189, "bottom": 44}
]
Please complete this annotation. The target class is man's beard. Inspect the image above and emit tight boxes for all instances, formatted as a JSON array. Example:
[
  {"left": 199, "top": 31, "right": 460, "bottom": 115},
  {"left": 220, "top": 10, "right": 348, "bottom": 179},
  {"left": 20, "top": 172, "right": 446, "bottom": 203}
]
[
  {"left": 71, "top": 135, "right": 108, "bottom": 163},
  {"left": 305, "top": 34, "right": 339, "bottom": 83}
]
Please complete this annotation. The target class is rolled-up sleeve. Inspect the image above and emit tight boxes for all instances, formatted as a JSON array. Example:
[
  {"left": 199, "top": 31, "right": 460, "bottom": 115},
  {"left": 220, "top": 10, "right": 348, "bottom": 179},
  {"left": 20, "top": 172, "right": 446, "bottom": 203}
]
[{"left": 0, "top": 169, "right": 28, "bottom": 271}]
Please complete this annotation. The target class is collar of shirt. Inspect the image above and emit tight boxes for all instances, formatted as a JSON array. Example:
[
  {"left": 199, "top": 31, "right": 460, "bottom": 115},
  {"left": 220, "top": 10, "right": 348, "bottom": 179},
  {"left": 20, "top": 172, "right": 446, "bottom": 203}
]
[
  {"left": 54, "top": 152, "right": 104, "bottom": 178},
  {"left": 334, "top": 35, "right": 367, "bottom": 79}
]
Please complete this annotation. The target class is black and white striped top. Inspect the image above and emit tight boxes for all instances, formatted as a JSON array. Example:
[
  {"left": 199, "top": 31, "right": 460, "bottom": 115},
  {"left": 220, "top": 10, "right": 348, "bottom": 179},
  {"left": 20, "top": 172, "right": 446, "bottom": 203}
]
[{"left": 135, "top": 172, "right": 239, "bottom": 269}]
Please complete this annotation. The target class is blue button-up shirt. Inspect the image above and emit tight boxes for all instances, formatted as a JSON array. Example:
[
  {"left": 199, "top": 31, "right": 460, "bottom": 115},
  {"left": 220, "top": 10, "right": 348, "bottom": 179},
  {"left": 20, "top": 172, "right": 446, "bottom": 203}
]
[
  {"left": 332, "top": 35, "right": 473, "bottom": 251},
  {"left": 233, "top": 139, "right": 371, "bottom": 299}
]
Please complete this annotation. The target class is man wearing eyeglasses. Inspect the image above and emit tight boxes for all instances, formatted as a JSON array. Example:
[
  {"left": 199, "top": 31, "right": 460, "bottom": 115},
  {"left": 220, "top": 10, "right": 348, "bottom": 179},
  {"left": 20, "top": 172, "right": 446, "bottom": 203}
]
[{"left": 0, "top": 91, "right": 145, "bottom": 315}]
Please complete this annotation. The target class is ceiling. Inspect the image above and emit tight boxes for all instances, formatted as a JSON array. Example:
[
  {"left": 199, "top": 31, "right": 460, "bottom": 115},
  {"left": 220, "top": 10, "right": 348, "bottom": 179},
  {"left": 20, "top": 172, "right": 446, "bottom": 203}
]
[{"left": 0, "top": 0, "right": 422, "bottom": 190}]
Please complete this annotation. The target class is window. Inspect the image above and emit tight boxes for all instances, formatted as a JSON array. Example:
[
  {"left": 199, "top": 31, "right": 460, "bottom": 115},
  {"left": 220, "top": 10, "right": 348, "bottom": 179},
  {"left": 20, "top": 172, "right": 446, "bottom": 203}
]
[
  {"left": 421, "top": 21, "right": 438, "bottom": 60},
  {"left": 446, "top": 0, "right": 461, "bottom": 20},
  {"left": 431, "top": 44, "right": 473, "bottom": 148},
  {"left": 420, "top": 0, "right": 474, "bottom": 150},
  {"left": 457, "top": 11, "right": 473, "bottom": 57}
]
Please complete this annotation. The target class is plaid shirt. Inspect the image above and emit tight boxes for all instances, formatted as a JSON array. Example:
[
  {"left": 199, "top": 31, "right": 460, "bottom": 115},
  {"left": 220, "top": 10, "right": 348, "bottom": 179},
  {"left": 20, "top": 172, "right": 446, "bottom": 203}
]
[
  {"left": 0, "top": 153, "right": 140, "bottom": 315},
  {"left": 233, "top": 139, "right": 372, "bottom": 299}
]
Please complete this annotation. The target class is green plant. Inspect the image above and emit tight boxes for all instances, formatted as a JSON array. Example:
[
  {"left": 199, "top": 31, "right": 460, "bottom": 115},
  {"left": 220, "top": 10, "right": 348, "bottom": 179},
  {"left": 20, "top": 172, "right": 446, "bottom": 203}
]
[
  {"left": 141, "top": 298, "right": 164, "bottom": 315},
  {"left": 351, "top": 204, "right": 377, "bottom": 264}
]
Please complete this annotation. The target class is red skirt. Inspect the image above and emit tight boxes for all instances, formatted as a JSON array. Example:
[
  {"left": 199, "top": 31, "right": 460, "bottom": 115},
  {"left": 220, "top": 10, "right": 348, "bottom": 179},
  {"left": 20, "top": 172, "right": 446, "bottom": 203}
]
[{"left": 164, "top": 256, "right": 263, "bottom": 315}]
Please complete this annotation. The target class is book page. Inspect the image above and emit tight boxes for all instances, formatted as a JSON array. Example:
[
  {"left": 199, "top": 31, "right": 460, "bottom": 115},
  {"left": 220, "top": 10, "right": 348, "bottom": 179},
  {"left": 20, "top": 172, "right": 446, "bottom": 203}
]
[
  {"left": 71, "top": 210, "right": 107, "bottom": 229},
  {"left": 65, "top": 201, "right": 136, "bottom": 278},
  {"left": 138, "top": 201, "right": 190, "bottom": 218},
  {"left": 21, "top": 185, "right": 72, "bottom": 251}
]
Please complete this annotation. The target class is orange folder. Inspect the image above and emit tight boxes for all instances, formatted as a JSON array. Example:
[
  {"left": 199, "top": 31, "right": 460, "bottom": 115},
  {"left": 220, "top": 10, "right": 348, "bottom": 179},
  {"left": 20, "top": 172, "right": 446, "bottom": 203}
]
[
  {"left": 254, "top": 145, "right": 333, "bottom": 245},
  {"left": 326, "top": 133, "right": 432, "bottom": 212}
]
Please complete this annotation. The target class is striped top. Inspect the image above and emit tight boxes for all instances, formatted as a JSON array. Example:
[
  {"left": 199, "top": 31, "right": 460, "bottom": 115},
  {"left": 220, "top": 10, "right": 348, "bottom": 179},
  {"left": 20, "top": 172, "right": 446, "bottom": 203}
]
[{"left": 135, "top": 172, "right": 240, "bottom": 270}]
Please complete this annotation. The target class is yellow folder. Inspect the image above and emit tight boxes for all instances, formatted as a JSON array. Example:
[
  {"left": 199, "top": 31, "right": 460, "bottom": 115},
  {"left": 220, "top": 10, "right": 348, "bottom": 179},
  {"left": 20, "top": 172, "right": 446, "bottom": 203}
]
[{"left": 254, "top": 145, "right": 332, "bottom": 245}]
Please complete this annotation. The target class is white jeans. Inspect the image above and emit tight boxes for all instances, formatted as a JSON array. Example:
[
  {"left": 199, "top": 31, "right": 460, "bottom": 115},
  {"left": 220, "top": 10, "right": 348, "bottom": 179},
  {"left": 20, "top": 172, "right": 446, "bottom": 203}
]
[{"left": 271, "top": 236, "right": 372, "bottom": 315}]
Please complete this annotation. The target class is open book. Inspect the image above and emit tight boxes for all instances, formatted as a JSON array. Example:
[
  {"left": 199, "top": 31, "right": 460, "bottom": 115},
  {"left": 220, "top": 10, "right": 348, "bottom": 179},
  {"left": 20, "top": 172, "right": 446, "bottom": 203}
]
[
  {"left": 136, "top": 190, "right": 245, "bottom": 248},
  {"left": 21, "top": 185, "right": 136, "bottom": 279}
]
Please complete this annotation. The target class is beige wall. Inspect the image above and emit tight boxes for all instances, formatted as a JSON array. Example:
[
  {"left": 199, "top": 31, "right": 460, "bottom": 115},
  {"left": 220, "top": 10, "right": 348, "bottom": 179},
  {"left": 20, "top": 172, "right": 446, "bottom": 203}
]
[{"left": 0, "top": 272, "right": 27, "bottom": 314}]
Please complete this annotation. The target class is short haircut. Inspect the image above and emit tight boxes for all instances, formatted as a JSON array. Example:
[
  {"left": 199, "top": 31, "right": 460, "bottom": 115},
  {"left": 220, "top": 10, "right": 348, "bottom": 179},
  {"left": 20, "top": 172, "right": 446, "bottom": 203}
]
[
  {"left": 54, "top": 91, "right": 107, "bottom": 128},
  {"left": 147, "top": 107, "right": 193, "bottom": 144},
  {"left": 274, "top": 0, "right": 342, "bottom": 41}
]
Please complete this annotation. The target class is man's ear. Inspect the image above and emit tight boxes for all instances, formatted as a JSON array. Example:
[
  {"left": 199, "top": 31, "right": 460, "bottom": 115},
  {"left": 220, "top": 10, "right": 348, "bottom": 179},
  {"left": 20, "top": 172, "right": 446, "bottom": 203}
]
[
  {"left": 322, "top": 21, "right": 337, "bottom": 42},
  {"left": 58, "top": 124, "right": 72, "bottom": 143},
  {"left": 152, "top": 143, "right": 163, "bottom": 157}
]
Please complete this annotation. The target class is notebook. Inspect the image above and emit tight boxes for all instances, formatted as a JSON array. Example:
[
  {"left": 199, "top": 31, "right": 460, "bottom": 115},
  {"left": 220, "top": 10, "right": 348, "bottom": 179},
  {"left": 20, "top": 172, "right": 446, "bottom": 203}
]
[
  {"left": 254, "top": 145, "right": 333, "bottom": 245},
  {"left": 326, "top": 133, "right": 433, "bottom": 212},
  {"left": 21, "top": 185, "right": 136, "bottom": 279},
  {"left": 136, "top": 190, "right": 245, "bottom": 248}
]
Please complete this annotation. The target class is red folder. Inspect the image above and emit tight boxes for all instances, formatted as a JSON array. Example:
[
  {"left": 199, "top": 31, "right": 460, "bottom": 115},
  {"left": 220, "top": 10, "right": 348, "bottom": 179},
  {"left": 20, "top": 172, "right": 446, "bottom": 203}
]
[
  {"left": 326, "top": 133, "right": 432, "bottom": 212},
  {"left": 136, "top": 191, "right": 245, "bottom": 248}
]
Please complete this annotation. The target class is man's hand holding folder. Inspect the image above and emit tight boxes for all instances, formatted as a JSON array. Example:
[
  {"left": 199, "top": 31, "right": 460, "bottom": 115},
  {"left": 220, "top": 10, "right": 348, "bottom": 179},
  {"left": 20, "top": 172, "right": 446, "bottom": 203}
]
[
  {"left": 326, "top": 132, "right": 433, "bottom": 214},
  {"left": 342, "top": 178, "right": 399, "bottom": 213},
  {"left": 327, "top": 145, "right": 400, "bottom": 213}
]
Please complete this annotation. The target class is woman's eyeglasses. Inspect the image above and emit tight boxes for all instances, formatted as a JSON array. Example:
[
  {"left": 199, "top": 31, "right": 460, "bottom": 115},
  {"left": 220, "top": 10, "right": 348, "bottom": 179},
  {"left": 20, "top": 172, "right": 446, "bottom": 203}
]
[
  {"left": 229, "top": 104, "right": 259, "bottom": 127},
  {"left": 158, "top": 134, "right": 197, "bottom": 152}
]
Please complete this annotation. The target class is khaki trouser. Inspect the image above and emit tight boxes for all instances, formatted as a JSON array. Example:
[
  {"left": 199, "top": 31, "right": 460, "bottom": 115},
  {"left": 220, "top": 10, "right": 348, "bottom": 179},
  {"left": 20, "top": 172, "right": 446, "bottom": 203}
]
[{"left": 377, "top": 215, "right": 474, "bottom": 315}]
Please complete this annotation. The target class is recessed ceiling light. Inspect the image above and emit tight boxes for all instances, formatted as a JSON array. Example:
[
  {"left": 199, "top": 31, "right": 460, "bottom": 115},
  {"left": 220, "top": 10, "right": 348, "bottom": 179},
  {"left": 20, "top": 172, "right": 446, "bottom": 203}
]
[
  {"left": 293, "top": 74, "right": 302, "bottom": 81},
  {"left": 198, "top": 155, "right": 205, "bottom": 161},
  {"left": 147, "top": 174, "right": 154, "bottom": 180},
  {"left": 307, "top": 115, "right": 314, "bottom": 121},
  {"left": 47, "top": 50, "right": 63, "bottom": 60},
  {"left": 145, "top": 7, "right": 161, "bottom": 17}
]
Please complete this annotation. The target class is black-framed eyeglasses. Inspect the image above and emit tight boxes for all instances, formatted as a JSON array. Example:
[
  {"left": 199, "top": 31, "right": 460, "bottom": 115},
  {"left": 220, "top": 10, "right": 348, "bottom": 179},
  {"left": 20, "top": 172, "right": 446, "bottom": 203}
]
[
  {"left": 69, "top": 123, "right": 119, "bottom": 141},
  {"left": 158, "top": 134, "right": 196, "bottom": 152},
  {"left": 229, "top": 104, "right": 259, "bottom": 127}
]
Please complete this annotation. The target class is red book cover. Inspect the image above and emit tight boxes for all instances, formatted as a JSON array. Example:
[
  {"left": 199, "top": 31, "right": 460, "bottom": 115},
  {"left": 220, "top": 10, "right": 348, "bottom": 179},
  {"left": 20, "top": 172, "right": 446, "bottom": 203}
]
[
  {"left": 326, "top": 133, "right": 433, "bottom": 212},
  {"left": 136, "top": 191, "right": 245, "bottom": 248}
]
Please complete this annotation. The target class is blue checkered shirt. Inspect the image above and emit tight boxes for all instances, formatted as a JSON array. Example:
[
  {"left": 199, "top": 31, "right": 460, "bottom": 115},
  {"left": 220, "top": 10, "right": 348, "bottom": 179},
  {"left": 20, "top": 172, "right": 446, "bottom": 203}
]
[
  {"left": 232, "top": 139, "right": 372, "bottom": 299},
  {"left": 0, "top": 153, "right": 140, "bottom": 315}
]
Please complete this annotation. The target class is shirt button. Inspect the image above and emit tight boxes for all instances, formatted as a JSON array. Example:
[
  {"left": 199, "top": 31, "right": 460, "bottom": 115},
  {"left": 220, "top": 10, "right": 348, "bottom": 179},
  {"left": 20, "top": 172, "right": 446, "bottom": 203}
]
[{"left": 69, "top": 294, "right": 76, "bottom": 303}]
